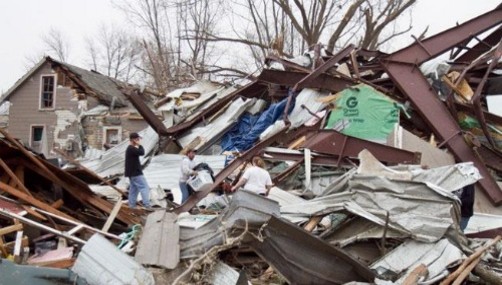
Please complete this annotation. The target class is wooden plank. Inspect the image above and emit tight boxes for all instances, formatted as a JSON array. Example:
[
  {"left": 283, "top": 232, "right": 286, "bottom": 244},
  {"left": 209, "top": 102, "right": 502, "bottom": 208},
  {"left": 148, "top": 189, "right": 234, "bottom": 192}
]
[
  {"left": 0, "top": 181, "right": 76, "bottom": 221},
  {"left": 30, "top": 258, "right": 75, "bottom": 269},
  {"left": 21, "top": 205, "right": 47, "bottom": 221},
  {"left": 402, "top": 264, "right": 428, "bottom": 285},
  {"left": 102, "top": 199, "right": 123, "bottom": 233},
  {"left": 0, "top": 158, "right": 32, "bottom": 196},
  {"left": 0, "top": 239, "right": 7, "bottom": 257},
  {"left": 0, "top": 224, "right": 23, "bottom": 236},
  {"left": 32, "top": 207, "right": 122, "bottom": 241},
  {"left": 18, "top": 158, "right": 139, "bottom": 225},
  {"left": 0, "top": 209, "right": 86, "bottom": 244},
  {"left": 53, "top": 149, "right": 127, "bottom": 196},
  {"left": 67, "top": 224, "right": 85, "bottom": 236},
  {"left": 14, "top": 165, "right": 24, "bottom": 185},
  {"left": 50, "top": 199, "right": 64, "bottom": 209},
  {"left": 13, "top": 230, "right": 23, "bottom": 261},
  {"left": 303, "top": 216, "right": 323, "bottom": 232}
]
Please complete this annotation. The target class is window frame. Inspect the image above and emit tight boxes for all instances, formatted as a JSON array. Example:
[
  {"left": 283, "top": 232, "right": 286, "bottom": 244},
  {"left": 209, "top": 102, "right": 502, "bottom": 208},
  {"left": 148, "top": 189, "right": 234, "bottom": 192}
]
[
  {"left": 102, "top": 126, "right": 122, "bottom": 148},
  {"left": 39, "top": 74, "right": 57, "bottom": 110},
  {"left": 29, "top": 124, "right": 45, "bottom": 147}
]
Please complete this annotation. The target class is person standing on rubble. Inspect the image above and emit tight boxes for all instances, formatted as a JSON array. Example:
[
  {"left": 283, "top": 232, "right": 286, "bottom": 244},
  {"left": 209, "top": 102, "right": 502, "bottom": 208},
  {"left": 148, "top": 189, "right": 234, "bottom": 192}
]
[
  {"left": 125, "top": 132, "right": 151, "bottom": 209},
  {"left": 179, "top": 148, "right": 198, "bottom": 203},
  {"left": 230, "top": 156, "right": 273, "bottom": 196}
]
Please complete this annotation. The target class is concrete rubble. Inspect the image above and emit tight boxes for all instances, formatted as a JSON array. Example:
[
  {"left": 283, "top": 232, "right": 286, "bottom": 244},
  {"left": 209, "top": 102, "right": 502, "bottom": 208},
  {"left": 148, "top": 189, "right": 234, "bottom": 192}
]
[{"left": 1, "top": 4, "right": 502, "bottom": 285}]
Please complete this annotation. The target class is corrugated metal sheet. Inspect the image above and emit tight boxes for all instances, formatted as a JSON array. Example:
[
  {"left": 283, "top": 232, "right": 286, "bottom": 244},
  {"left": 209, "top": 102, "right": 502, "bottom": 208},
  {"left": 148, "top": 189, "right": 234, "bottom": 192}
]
[
  {"left": 158, "top": 81, "right": 225, "bottom": 112},
  {"left": 82, "top": 148, "right": 105, "bottom": 160},
  {"left": 178, "top": 97, "right": 256, "bottom": 149},
  {"left": 279, "top": 151, "right": 483, "bottom": 242},
  {"left": 79, "top": 127, "right": 159, "bottom": 178},
  {"left": 203, "top": 261, "right": 243, "bottom": 285},
  {"left": 72, "top": 234, "right": 154, "bottom": 285},
  {"left": 179, "top": 218, "right": 225, "bottom": 259},
  {"left": 135, "top": 212, "right": 180, "bottom": 269},
  {"left": 184, "top": 85, "right": 238, "bottom": 122},
  {"left": 371, "top": 239, "right": 465, "bottom": 284}
]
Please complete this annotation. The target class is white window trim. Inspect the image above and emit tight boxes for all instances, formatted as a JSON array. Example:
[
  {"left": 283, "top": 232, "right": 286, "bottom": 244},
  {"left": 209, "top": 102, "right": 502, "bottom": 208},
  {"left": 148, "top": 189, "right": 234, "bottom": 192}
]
[
  {"left": 29, "top": 124, "right": 46, "bottom": 147},
  {"left": 103, "top": 126, "right": 122, "bottom": 146},
  {"left": 39, "top": 74, "right": 57, "bottom": 110}
]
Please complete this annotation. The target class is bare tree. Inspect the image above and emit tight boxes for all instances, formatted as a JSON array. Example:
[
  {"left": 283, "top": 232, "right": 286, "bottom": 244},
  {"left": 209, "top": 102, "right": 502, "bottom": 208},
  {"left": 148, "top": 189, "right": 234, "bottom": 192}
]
[
  {"left": 113, "top": 0, "right": 416, "bottom": 85},
  {"left": 42, "top": 27, "right": 71, "bottom": 62},
  {"left": 114, "top": 0, "right": 177, "bottom": 92},
  {"left": 85, "top": 24, "right": 142, "bottom": 82}
]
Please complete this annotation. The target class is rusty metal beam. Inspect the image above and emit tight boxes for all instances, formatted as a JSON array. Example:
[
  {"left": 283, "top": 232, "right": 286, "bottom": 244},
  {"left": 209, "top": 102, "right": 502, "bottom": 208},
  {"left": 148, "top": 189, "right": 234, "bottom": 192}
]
[
  {"left": 386, "top": 5, "right": 502, "bottom": 65},
  {"left": 455, "top": 27, "right": 502, "bottom": 64},
  {"left": 248, "top": 216, "right": 375, "bottom": 284},
  {"left": 264, "top": 149, "right": 354, "bottom": 166},
  {"left": 272, "top": 158, "right": 303, "bottom": 184},
  {"left": 125, "top": 90, "right": 170, "bottom": 136},
  {"left": 173, "top": 126, "right": 290, "bottom": 214},
  {"left": 455, "top": 102, "right": 502, "bottom": 126},
  {"left": 293, "top": 45, "right": 355, "bottom": 91},
  {"left": 301, "top": 130, "right": 420, "bottom": 165},
  {"left": 381, "top": 61, "right": 502, "bottom": 205},
  {"left": 258, "top": 69, "right": 355, "bottom": 92},
  {"left": 477, "top": 145, "right": 502, "bottom": 173},
  {"left": 381, "top": 5, "right": 502, "bottom": 205}
]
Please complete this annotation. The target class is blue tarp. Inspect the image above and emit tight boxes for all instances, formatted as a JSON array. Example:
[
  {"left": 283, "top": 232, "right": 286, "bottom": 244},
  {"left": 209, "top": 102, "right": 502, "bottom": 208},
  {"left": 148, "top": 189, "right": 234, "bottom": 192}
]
[{"left": 221, "top": 93, "right": 295, "bottom": 154}]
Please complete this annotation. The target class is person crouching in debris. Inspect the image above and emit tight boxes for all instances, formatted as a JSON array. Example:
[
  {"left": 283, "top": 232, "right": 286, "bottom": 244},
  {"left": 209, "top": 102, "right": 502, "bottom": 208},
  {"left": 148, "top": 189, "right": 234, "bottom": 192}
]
[
  {"left": 125, "top": 132, "right": 151, "bottom": 209},
  {"left": 230, "top": 156, "right": 273, "bottom": 196},
  {"left": 179, "top": 148, "right": 198, "bottom": 203}
]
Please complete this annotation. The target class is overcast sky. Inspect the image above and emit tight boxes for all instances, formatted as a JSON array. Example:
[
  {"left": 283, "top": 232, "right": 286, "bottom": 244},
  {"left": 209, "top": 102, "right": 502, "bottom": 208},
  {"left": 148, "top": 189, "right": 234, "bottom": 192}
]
[{"left": 0, "top": 0, "right": 500, "bottom": 93}]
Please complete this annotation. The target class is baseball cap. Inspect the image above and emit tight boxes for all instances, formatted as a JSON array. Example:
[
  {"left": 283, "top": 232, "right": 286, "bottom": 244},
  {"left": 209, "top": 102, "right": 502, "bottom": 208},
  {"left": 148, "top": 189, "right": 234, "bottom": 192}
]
[{"left": 129, "top": 132, "right": 142, "bottom": 139}]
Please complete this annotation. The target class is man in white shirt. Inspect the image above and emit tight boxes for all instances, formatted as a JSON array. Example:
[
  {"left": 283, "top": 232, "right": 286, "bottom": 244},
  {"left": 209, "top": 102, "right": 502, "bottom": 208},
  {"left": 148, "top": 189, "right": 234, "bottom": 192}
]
[{"left": 179, "top": 149, "right": 197, "bottom": 203}]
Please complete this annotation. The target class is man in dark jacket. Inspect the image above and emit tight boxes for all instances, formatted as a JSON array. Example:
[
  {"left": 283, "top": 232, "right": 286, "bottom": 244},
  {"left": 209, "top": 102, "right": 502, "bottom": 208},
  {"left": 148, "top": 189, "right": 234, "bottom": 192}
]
[{"left": 125, "top": 132, "right": 151, "bottom": 209}]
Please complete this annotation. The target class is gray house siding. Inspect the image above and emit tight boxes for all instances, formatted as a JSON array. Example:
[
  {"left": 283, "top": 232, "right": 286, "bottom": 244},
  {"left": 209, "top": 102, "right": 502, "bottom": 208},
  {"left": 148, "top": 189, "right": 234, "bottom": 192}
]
[{"left": 8, "top": 63, "right": 80, "bottom": 158}]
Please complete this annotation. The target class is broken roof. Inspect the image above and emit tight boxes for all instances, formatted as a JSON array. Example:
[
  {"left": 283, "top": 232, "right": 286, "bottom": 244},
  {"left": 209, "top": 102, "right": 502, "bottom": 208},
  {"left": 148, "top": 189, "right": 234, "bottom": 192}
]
[{"left": 1, "top": 56, "right": 136, "bottom": 107}]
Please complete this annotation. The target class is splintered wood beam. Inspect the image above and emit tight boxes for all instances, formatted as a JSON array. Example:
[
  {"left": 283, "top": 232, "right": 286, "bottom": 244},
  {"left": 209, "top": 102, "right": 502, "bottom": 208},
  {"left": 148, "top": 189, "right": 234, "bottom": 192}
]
[
  {"left": 20, "top": 205, "right": 47, "bottom": 221},
  {"left": 0, "top": 158, "right": 32, "bottom": 196},
  {"left": 303, "top": 215, "right": 324, "bottom": 232},
  {"left": 0, "top": 181, "right": 76, "bottom": 222},
  {"left": 50, "top": 199, "right": 64, "bottom": 209},
  {"left": 0, "top": 223, "right": 23, "bottom": 236},
  {"left": 14, "top": 165, "right": 24, "bottom": 185},
  {"left": 0, "top": 129, "right": 139, "bottom": 225},
  {"left": 53, "top": 149, "right": 127, "bottom": 196}
]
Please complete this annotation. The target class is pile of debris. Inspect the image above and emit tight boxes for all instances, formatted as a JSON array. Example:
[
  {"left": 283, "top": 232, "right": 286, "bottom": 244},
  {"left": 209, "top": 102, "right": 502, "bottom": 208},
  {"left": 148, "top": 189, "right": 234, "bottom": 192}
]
[{"left": 1, "top": 4, "right": 502, "bottom": 285}]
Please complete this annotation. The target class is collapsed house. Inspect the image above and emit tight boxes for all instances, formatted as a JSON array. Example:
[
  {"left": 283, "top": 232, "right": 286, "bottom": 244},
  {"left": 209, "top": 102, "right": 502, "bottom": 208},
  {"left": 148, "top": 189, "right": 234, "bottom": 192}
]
[
  {"left": 1, "top": 4, "right": 502, "bottom": 285},
  {"left": 0, "top": 56, "right": 161, "bottom": 159}
]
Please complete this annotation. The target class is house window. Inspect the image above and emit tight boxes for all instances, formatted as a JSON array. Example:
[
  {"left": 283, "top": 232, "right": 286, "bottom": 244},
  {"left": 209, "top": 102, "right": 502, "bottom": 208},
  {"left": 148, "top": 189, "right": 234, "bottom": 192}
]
[
  {"left": 31, "top": 126, "right": 44, "bottom": 152},
  {"left": 40, "top": 75, "right": 55, "bottom": 109},
  {"left": 103, "top": 127, "right": 122, "bottom": 149}
]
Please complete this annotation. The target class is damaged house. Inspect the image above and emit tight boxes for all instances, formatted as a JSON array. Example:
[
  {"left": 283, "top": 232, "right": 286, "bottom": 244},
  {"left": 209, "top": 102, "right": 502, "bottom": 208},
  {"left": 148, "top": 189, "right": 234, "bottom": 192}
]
[{"left": 0, "top": 56, "right": 160, "bottom": 158}]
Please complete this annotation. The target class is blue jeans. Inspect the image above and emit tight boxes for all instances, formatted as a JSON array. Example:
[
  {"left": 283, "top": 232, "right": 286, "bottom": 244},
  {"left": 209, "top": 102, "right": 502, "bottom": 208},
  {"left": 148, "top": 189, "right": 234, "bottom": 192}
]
[
  {"left": 460, "top": 217, "right": 471, "bottom": 232},
  {"left": 179, "top": 181, "right": 190, "bottom": 203},
  {"left": 129, "top": 175, "right": 150, "bottom": 208}
]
